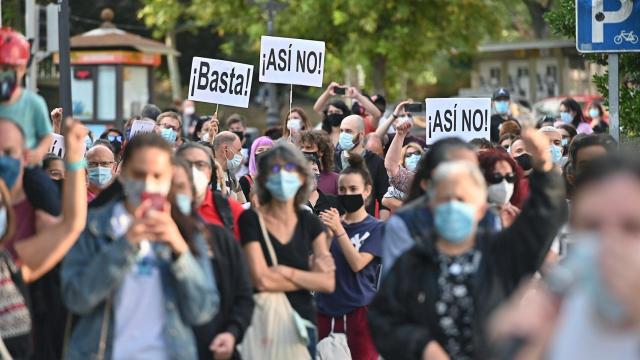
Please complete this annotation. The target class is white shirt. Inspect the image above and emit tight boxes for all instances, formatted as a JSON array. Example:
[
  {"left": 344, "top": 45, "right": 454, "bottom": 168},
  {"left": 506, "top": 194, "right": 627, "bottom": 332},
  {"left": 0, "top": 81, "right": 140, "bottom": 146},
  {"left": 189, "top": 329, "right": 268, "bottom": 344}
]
[{"left": 110, "top": 203, "right": 169, "bottom": 360}]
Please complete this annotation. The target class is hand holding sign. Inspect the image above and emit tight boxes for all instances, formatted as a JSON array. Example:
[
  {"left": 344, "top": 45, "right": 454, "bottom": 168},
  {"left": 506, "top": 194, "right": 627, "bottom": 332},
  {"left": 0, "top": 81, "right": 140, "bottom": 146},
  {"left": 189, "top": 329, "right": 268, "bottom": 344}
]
[
  {"left": 426, "top": 98, "right": 491, "bottom": 145},
  {"left": 49, "top": 133, "right": 66, "bottom": 158},
  {"left": 259, "top": 36, "right": 325, "bottom": 87},
  {"left": 188, "top": 57, "right": 254, "bottom": 108}
]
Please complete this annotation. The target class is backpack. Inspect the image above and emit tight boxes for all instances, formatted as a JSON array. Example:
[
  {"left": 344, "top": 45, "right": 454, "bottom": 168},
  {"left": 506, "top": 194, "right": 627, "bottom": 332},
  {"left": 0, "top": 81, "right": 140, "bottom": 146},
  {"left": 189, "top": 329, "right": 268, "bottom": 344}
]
[
  {"left": 317, "top": 316, "right": 351, "bottom": 360},
  {"left": 212, "top": 191, "right": 234, "bottom": 233},
  {"left": 0, "top": 250, "right": 33, "bottom": 359}
]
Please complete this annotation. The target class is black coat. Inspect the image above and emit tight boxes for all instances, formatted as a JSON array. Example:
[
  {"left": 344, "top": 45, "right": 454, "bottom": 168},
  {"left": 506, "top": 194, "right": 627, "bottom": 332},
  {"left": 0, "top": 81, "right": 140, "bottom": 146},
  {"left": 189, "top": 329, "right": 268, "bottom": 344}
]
[
  {"left": 368, "top": 170, "right": 566, "bottom": 360},
  {"left": 193, "top": 224, "right": 255, "bottom": 360}
]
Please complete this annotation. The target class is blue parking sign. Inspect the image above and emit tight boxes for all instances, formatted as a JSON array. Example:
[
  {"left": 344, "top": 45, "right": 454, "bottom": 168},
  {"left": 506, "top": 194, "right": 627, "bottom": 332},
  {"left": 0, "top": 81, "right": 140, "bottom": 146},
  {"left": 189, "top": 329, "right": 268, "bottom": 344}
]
[{"left": 576, "top": 0, "right": 640, "bottom": 52}]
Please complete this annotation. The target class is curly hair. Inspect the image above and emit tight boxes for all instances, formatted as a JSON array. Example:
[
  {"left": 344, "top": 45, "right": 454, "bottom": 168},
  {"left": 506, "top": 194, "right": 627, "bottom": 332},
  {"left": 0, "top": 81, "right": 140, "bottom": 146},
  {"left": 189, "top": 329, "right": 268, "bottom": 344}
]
[
  {"left": 300, "top": 129, "right": 335, "bottom": 173},
  {"left": 478, "top": 149, "right": 526, "bottom": 208}
]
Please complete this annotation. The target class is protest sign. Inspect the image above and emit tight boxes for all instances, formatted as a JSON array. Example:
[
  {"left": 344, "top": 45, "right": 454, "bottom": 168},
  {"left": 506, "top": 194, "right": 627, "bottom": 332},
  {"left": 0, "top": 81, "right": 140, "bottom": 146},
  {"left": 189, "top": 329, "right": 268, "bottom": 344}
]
[
  {"left": 259, "top": 36, "right": 325, "bottom": 87},
  {"left": 50, "top": 133, "right": 65, "bottom": 157},
  {"left": 129, "top": 119, "right": 156, "bottom": 139},
  {"left": 188, "top": 57, "right": 254, "bottom": 108},
  {"left": 426, "top": 98, "right": 491, "bottom": 145}
]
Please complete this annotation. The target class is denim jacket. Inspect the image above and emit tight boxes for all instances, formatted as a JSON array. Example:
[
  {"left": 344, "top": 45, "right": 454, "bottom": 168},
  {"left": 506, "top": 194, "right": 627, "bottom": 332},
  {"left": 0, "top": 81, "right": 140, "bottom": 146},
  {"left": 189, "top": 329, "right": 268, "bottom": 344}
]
[{"left": 60, "top": 199, "right": 219, "bottom": 360}]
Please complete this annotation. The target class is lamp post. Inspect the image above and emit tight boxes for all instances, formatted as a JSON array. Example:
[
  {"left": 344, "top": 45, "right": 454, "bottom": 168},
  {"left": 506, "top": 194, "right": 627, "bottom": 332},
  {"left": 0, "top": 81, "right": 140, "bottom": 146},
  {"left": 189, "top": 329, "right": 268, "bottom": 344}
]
[{"left": 257, "top": 0, "right": 286, "bottom": 127}]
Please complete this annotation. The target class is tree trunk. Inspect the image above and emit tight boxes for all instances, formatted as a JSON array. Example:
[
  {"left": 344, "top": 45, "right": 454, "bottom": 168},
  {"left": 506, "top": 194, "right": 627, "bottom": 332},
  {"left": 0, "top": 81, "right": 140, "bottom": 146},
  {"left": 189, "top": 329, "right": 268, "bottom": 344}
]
[
  {"left": 372, "top": 54, "right": 387, "bottom": 95},
  {"left": 165, "top": 30, "right": 182, "bottom": 101},
  {"left": 523, "top": 0, "right": 553, "bottom": 39}
]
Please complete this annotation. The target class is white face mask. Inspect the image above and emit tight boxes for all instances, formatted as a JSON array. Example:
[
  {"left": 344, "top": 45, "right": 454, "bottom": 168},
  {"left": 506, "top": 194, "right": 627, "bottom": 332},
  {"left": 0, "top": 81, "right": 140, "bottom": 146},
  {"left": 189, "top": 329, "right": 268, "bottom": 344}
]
[
  {"left": 184, "top": 106, "right": 195, "bottom": 115},
  {"left": 192, "top": 167, "right": 210, "bottom": 203},
  {"left": 201, "top": 132, "right": 210, "bottom": 142},
  {"left": 287, "top": 118, "right": 303, "bottom": 132},
  {"left": 487, "top": 180, "right": 514, "bottom": 206}
]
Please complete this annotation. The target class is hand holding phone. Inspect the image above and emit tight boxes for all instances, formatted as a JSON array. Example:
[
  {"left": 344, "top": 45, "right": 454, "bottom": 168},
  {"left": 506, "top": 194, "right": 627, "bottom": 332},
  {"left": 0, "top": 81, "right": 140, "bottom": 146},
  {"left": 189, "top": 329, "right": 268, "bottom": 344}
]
[
  {"left": 404, "top": 102, "right": 425, "bottom": 113},
  {"left": 333, "top": 86, "right": 347, "bottom": 95},
  {"left": 141, "top": 192, "right": 166, "bottom": 215}
]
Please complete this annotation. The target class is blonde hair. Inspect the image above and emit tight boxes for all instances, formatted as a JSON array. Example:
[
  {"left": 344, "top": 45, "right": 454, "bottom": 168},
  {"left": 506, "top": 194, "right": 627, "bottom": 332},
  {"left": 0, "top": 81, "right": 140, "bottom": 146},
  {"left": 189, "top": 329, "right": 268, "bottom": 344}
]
[{"left": 400, "top": 143, "right": 424, "bottom": 167}]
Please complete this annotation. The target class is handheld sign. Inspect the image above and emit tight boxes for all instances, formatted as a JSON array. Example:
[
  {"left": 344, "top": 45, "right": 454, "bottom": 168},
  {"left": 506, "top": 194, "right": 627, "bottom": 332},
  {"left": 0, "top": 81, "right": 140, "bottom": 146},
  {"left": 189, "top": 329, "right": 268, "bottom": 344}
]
[
  {"left": 129, "top": 119, "right": 156, "bottom": 139},
  {"left": 426, "top": 98, "right": 491, "bottom": 145},
  {"left": 259, "top": 36, "right": 325, "bottom": 87},
  {"left": 188, "top": 57, "right": 254, "bottom": 108},
  {"left": 50, "top": 133, "right": 65, "bottom": 158}
]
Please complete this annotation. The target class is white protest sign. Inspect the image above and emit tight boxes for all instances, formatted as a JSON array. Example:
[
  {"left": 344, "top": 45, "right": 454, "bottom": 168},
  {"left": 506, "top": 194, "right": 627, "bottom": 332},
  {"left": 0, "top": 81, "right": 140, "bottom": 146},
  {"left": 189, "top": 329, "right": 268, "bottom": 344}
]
[
  {"left": 129, "top": 119, "right": 156, "bottom": 139},
  {"left": 426, "top": 98, "right": 491, "bottom": 145},
  {"left": 49, "top": 133, "right": 65, "bottom": 158},
  {"left": 188, "top": 57, "right": 254, "bottom": 108},
  {"left": 259, "top": 36, "right": 325, "bottom": 87}
]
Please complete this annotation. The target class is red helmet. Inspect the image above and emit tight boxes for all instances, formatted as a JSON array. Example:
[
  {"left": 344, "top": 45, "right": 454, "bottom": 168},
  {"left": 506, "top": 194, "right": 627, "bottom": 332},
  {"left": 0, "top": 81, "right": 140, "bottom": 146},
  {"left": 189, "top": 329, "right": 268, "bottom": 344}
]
[{"left": 0, "top": 28, "right": 30, "bottom": 66}]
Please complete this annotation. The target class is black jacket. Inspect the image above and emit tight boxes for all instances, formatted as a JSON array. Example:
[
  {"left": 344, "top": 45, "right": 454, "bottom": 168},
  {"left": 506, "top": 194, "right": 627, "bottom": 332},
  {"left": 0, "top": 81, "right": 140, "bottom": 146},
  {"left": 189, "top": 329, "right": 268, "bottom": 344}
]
[
  {"left": 193, "top": 224, "right": 255, "bottom": 360},
  {"left": 368, "top": 170, "right": 566, "bottom": 360},
  {"left": 334, "top": 149, "right": 390, "bottom": 215}
]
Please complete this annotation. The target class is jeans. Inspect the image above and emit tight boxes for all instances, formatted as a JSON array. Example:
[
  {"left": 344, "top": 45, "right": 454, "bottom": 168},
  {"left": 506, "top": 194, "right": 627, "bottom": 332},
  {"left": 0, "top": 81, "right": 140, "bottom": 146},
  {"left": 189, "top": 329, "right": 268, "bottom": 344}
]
[{"left": 307, "top": 325, "right": 317, "bottom": 359}]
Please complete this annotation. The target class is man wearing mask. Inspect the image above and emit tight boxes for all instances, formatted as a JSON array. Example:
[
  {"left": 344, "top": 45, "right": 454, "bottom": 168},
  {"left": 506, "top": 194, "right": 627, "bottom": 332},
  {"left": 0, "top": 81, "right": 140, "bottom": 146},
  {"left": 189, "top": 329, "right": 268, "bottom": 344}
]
[
  {"left": 538, "top": 126, "right": 564, "bottom": 169},
  {"left": 212, "top": 132, "right": 246, "bottom": 203},
  {"left": 156, "top": 112, "right": 183, "bottom": 149},
  {"left": 225, "top": 114, "right": 249, "bottom": 179},
  {"left": 490, "top": 88, "right": 518, "bottom": 143},
  {"left": 85, "top": 144, "right": 116, "bottom": 202},
  {"left": 334, "top": 115, "right": 389, "bottom": 220},
  {"left": 180, "top": 100, "right": 198, "bottom": 139}
]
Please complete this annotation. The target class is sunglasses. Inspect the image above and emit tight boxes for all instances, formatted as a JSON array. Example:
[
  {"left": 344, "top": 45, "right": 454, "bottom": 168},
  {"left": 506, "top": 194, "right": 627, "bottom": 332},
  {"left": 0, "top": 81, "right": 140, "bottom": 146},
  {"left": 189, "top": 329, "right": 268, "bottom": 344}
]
[
  {"left": 270, "top": 163, "right": 297, "bottom": 174},
  {"left": 488, "top": 172, "right": 516, "bottom": 184},
  {"left": 107, "top": 135, "right": 123, "bottom": 143}
]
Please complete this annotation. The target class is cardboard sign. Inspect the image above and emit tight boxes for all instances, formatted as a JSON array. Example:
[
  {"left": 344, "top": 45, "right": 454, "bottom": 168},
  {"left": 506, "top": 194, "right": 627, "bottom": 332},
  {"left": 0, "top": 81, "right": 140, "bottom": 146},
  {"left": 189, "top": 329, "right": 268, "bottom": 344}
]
[
  {"left": 188, "top": 57, "right": 254, "bottom": 108},
  {"left": 49, "top": 133, "right": 65, "bottom": 157},
  {"left": 259, "top": 36, "right": 325, "bottom": 87},
  {"left": 426, "top": 98, "right": 491, "bottom": 145},
  {"left": 129, "top": 119, "right": 156, "bottom": 139}
]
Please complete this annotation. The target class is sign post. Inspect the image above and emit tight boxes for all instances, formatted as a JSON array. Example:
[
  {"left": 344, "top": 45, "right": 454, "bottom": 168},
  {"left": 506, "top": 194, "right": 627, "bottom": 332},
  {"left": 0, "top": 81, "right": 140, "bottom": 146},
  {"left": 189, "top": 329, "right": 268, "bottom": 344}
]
[
  {"left": 576, "top": 0, "right": 640, "bottom": 143},
  {"left": 425, "top": 98, "right": 492, "bottom": 145}
]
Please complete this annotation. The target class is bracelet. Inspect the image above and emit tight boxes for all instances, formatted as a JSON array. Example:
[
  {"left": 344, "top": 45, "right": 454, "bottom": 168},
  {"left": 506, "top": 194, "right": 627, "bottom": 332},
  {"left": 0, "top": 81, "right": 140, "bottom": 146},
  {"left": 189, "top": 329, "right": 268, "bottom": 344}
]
[
  {"left": 65, "top": 159, "right": 87, "bottom": 171},
  {"left": 335, "top": 232, "right": 347, "bottom": 239},
  {"left": 391, "top": 114, "right": 398, "bottom": 119}
]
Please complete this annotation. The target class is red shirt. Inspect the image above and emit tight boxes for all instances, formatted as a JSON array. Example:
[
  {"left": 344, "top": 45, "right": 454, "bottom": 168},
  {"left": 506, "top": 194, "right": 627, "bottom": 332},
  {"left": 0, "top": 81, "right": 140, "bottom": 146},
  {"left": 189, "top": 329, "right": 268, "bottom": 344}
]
[
  {"left": 198, "top": 189, "right": 244, "bottom": 240},
  {"left": 6, "top": 198, "right": 36, "bottom": 264}
]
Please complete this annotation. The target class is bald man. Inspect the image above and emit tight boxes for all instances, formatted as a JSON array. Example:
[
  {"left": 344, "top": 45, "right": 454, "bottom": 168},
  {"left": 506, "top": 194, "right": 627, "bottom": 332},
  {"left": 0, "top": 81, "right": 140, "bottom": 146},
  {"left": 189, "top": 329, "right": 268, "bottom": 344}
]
[
  {"left": 335, "top": 115, "right": 390, "bottom": 220},
  {"left": 212, "top": 131, "right": 246, "bottom": 203},
  {"left": 86, "top": 144, "right": 116, "bottom": 201}
]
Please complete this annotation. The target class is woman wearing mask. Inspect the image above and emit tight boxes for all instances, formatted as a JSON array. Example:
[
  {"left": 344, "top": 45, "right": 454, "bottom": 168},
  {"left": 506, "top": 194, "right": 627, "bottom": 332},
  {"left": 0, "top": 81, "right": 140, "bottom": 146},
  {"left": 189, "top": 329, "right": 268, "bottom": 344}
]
[
  {"left": 509, "top": 137, "right": 534, "bottom": 176},
  {"left": 384, "top": 121, "right": 423, "bottom": 197},
  {"left": 317, "top": 155, "right": 384, "bottom": 360},
  {"left": 281, "top": 108, "right": 312, "bottom": 145},
  {"left": 478, "top": 149, "right": 528, "bottom": 228},
  {"left": 305, "top": 154, "right": 339, "bottom": 216},
  {"left": 382, "top": 141, "right": 424, "bottom": 211},
  {"left": 170, "top": 158, "right": 255, "bottom": 360},
  {"left": 558, "top": 98, "right": 593, "bottom": 135},
  {"left": 369, "top": 129, "right": 566, "bottom": 360},
  {"left": 588, "top": 102, "right": 609, "bottom": 134},
  {"left": 300, "top": 130, "right": 340, "bottom": 195},
  {"left": 240, "top": 136, "right": 274, "bottom": 200},
  {"left": 313, "top": 82, "right": 351, "bottom": 146},
  {"left": 557, "top": 124, "right": 577, "bottom": 157},
  {"left": 238, "top": 144, "right": 335, "bottom": 358},
  {"left": 99, "top": 128, "right": 124, "bottom": 162}
]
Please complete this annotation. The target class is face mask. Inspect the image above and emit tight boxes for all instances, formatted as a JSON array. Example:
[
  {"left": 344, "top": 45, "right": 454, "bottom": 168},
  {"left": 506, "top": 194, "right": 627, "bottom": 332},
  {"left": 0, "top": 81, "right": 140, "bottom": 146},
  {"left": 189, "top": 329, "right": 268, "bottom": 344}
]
[
  {"left": 588, "top": 108, "right": 599, "bottom": 118},
  {"left": 495, "top": 100, "right": 509, "bottom": 114},
  {"left": 434, "top": 200, "right": 476, "bottom": 244},
  {"left": 175, "top": 193, "right": 192, "bottom": 215},
  {"left": 84, "top": 136, "right": 93, "bottom": 150},
  {"left": 266, "top": 171, "right": 302, "bottom": 201},
  {"left": 87, "top": 166, "right": 113, "bottom": 188},
  {"left": 561, "top": 138, "right": 569, "bottom": 147},
  {"left": 0, "top": 156, "right": 21, "bottom": 190},
  {"left": 560, "top": 111, "right": 573, "bottom": 124},
  {"left": 192, "top": 167, "right": 209, "bottom": 202},
  {"left": 287, "top": 119, "right": 303, "bottom": 132},
  {"left": 0, "top": 69, "right": 17, "bottom": 102},
  {"left": 184, "top": 106, "right": 195, "bottom": 116},
  {"left": 550, "top": 145, "right": 563, "bottom": 164},
  {"left": 396, "top": 116, "right": 413, "bottom": 127},
  {"left": 339, "top": 132, "right": 358, "bottom": 151},
  {"left": 226, "top": 150, "right": 243, "bottom": 172},
  {"left": 338, "top": 194, "right": 365, "bottom": 213},
  {"left": 201, "top": 132, "right": 210, "bottom": 142},
  {"left": 405, "top": 154, "right": 421, "bottom": 172},
  {"left": 232, "top": 131, "right": 245, "bottom": 143},
  {"left": 122, "top": 177, "right": 171, "bottom": 208},
  {"left": 515, "top": 153, "right": 533, "bottom": 171},
  {"left": 487, "top": 180, "right": 515, "bottom": 206},
  {"left": 326, "top": 113, "right": 345, "bottom": 127},
  {"left": 160, "top": 128, "right": 177, "bottom": 144}
]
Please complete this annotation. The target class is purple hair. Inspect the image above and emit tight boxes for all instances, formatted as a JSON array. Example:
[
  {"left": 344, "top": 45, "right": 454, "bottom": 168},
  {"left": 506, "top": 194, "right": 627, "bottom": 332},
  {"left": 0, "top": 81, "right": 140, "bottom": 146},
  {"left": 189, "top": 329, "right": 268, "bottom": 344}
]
[{"left": 249, "top": 136, "right": 275, "bottom": 175}]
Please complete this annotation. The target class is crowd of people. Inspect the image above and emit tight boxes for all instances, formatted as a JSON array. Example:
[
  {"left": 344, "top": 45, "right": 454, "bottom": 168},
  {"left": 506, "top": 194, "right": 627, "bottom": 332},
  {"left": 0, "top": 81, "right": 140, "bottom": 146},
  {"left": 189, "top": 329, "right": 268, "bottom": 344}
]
[{"left": 0, "top": 27, "right": 638, "bottom": 360}]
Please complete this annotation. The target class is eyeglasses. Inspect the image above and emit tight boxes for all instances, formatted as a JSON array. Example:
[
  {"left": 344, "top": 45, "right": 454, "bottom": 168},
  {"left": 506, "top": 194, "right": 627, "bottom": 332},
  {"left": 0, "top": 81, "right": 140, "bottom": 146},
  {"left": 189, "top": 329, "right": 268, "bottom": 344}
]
[
  {"left": 87, "top": 161, "right": 115, "bottom": 168},
  {"left": 107, "top": 135, "right": 122, "bottom": 143},
  {"left": 488, "top": 172, "right": 517, "bottom": 184},
  {"left": 270, "top": 163, "right": 297, "bottom": 174},
  {"left": 404, "top": 151, "right": 420, "bottom": 158},
  {"left": 160, "top": 123, "right": 179, "bottom": 131},
  {"left": 187, "top": 160, "right": 212, "bottom": 171}
]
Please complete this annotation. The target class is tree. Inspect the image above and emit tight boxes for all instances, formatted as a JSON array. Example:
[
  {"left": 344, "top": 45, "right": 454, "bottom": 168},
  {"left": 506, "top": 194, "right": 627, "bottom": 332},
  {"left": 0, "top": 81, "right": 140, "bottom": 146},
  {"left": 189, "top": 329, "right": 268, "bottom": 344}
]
[
  {"left": 546, "top": 0, "right": 640, "bottom": 137},
  {"left": 522, "top": 0, "right": 554, "bottom": 39}
]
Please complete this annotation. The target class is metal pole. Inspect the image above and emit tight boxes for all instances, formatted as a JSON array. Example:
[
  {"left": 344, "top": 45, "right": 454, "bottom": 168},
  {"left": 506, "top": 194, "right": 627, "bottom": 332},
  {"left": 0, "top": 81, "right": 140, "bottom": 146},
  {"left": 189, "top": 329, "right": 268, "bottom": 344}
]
[
  {"left": 608, "top": 53, "right": 619, "bottom": 143},
  {"left": 25, "top": 0, "right": 37, "bottom": 91},
  {"left": 265, "top": 4, "right": 280, "bottom": 127},
  {"left": 57, "top": 0, "right": 71, "bottom": 128}
]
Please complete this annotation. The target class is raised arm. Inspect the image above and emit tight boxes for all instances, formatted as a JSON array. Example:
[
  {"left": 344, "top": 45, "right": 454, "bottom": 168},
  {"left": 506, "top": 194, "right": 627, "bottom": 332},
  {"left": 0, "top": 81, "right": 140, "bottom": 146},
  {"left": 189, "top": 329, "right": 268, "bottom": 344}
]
[
  {"left": 348, "top": 87, "right": 382, "bottom": 125},
  {"left": 313, "top": 82, "right": 340, "bottom": 114},
  {"left": 17, "top": 120, "right": 87, "bottom": 283},
  {"left": 385, "top": 121, "right": 411, "bottom": 178},
  {"left": 376, "top": 100, "right": 411, "bottom": 140}
]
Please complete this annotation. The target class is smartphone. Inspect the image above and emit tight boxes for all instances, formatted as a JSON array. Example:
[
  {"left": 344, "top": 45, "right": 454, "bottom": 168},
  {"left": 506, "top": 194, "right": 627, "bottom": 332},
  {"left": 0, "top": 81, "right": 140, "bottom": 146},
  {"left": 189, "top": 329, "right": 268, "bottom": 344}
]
[
  {"left": 141, "top": 192, "right": 166, "bottom": 214},
  {"left": 333, "top": 86, "right": 347, "bottom": 95},
  {"left": 404, "top": 102, "right": 425, "bottom": 113}
]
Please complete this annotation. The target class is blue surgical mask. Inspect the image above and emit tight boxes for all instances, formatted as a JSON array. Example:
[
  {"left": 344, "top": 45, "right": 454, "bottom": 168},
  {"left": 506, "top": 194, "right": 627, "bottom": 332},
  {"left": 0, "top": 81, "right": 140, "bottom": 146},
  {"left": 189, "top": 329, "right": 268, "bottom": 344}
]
[
  {"left": 0, "top": 155, "right": 21, "bottom": 190},
  {"left": 561, "top": 138, "right": 569, "bottom": 147},
  {"left": 175, "top": 193, "right": 192, "bottom": 215},
  {"left": 550, "top": 145, "right": 563, "bottom": 164},
  {"left": 338, "top": 132, "right": 357, "bottom": 151},
  {"left": 434, "top": 200, "right": 476, "bottom": 244},
  {"left": 87, "top": 166, "right": 113, "bottom": 188},
  {"left": 160, "top": 128, "right": 177, "bottom": 144},
  {"left": 405, "top": 154, "right": 421, "bottom": 172},
  {"left": 589, "top": 108, "right": 599, "bottom": 118},
  {"left": 495, "top": 100, "right": 509, "bottom": 114},
  {"left": 266, "top": 171, "right": 302, "bottom": 201},
  {"left": 226, "top": 151, "right": 243, "bottom": 172},
  {"left": 560, "top": 111, "right": 573, "bottom": 124}
]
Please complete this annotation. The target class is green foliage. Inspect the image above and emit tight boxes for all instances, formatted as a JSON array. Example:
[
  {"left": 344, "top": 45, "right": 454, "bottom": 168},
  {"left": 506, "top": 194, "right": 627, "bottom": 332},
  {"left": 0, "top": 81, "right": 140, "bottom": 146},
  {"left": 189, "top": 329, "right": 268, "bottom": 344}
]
[{"left": 545, "top": 0, "right": 640, "bottom": 137}]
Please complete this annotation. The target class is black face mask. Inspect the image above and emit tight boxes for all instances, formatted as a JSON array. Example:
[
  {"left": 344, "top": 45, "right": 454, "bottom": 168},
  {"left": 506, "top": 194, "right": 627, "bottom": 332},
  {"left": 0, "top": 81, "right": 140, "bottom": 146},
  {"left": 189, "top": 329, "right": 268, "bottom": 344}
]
[
  {"left": 338, "top": 194, "right": 364, "bottom": 213},
  {"left": 515, "top": 153, "right": 533, "bottom": 171},
  {"left": 109, "top": 140, "right": 123, "bottom": 155},
  {"left": 232, "top": 131, "right": 245, "bottom": 143},
  {"left": 326, "top": 113, "right": 345, "bottom": 127},
  {"left": 0, "top": 69, "right": 17, "bottom": 102}
]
